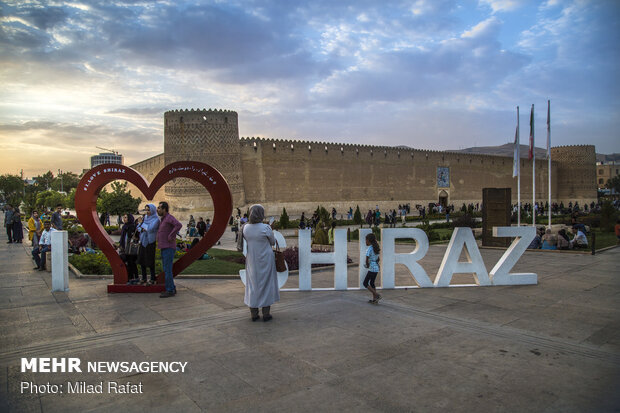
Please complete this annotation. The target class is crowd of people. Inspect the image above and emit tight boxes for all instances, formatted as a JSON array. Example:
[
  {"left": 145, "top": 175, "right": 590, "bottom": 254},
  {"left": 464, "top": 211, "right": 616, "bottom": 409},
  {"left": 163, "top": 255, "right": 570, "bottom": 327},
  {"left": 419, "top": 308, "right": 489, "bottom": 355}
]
[
  {"left": 527, "top": 225, "right": 590, "bottom": 250},
  {"left": 515, "top": 200, "right": 611, "bottom": 218}
]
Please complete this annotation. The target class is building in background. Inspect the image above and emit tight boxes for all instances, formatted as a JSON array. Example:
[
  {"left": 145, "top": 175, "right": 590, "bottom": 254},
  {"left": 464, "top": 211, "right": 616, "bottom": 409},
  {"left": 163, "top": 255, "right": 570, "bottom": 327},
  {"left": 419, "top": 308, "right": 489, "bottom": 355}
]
[
  {"left": 91, "top": 152, "right": 123, "bottom": 168},
  {"left": 596, "top": 161, "right": 619, "bottom": 189}
]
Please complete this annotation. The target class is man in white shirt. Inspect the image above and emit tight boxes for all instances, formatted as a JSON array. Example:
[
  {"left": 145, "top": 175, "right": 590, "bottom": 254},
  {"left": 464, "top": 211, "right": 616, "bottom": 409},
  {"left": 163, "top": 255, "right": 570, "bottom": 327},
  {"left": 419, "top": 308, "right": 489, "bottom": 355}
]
[
  {"left": 32, "top": 221, "right": 55, "bottom": 270},
  {"left": 571, "top": 226, "right": 588, "bottom": 249}
]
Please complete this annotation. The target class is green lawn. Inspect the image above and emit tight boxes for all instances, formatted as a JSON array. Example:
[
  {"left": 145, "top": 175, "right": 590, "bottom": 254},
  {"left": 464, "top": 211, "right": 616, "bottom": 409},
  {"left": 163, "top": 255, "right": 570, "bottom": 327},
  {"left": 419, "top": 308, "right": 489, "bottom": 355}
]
[
  {"left": 181, "top": 248, "right": 246, "bottom": 275},
  {"left": 589, "top": 230, "right": 618, "bottom": 250}
]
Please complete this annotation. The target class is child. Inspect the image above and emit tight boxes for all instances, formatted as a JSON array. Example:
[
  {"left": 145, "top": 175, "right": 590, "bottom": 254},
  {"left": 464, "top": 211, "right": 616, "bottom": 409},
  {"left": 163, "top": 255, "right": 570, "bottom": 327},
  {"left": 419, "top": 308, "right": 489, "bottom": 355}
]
[{"left": 364, "top": 233, "right": 382, "bottom": 304}]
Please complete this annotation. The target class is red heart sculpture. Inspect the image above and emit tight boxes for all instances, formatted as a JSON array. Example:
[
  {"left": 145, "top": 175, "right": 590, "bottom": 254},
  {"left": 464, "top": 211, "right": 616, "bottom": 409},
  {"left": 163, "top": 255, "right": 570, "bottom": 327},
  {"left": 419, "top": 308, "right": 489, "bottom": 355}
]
[{"left": 75, "top": 161, "right": 233, "bottom": 293}]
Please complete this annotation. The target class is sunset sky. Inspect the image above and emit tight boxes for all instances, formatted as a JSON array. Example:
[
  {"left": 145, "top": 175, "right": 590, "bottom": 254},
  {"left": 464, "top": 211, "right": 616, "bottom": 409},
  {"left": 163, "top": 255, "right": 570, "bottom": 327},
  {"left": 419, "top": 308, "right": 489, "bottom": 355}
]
[{"left": 1, "top": 0, "right": 618, "bottom": 178}]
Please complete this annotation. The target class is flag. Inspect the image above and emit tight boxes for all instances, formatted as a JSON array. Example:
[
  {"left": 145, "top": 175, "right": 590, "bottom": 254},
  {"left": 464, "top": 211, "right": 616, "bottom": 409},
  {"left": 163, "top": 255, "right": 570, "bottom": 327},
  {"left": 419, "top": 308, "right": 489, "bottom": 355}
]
[
  {"left": 546, "top": 100, "right": 550, "bottom": 159},
  {"left": 529, "top": 104, "right": 534, "bottom": 160},
  {"left": 513, "top": 124, "right": 520, "bottom": 178}
]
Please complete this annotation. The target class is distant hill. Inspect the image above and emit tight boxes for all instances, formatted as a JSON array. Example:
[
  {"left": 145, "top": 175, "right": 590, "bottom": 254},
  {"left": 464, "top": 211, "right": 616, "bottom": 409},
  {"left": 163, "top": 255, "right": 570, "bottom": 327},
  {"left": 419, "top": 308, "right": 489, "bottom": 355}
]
[
  {"left": 596, "top": 153, "right": 620, "bottom": 163},
  {"left": 447, "top": 143, "right": 547, "bottom": 158},
  {"left": 448, "top": 143, "right": 618, "bottom": 162}
]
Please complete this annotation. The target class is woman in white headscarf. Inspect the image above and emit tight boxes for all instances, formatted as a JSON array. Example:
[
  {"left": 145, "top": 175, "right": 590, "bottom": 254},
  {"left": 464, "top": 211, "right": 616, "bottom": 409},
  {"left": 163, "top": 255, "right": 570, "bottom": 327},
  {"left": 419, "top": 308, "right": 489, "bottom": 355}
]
[{"left": 242, "top": 204, "right": 279, "bottom": 321}]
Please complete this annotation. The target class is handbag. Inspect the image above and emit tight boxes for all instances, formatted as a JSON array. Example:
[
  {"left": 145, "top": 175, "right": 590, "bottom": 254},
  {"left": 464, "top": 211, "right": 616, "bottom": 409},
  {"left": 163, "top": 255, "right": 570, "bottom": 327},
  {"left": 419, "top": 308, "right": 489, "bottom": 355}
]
[
  {"left": 124, "top": 231, "right": 140, "bottom": 256},
  {"left": 274, "top": 240, "right": 286, "bottom": 272}
]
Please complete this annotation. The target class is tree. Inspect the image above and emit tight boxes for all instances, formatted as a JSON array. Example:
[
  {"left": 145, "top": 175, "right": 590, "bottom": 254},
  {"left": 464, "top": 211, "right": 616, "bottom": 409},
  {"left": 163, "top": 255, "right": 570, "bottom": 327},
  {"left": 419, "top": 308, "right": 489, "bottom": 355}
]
[
  {"left": 34, "top": 171, "right": 55, "bottom": 190},
  {"left": 35, "top": 190, "right": 66, "bottom": 210},
  {"left": 606, "top": 176, "right": 620, "bottom": 194},
  {"left": 65, "top": 188, "right": 76, "bottom": 210},
  {"left": 600, "top": 200, "right": 617, "bottom": 232},
  {"left": 279, "top": 207, "right": 290, "bottom": 229},
  {"left": 50, "top": 171, "right": 80, "bottom": 193},
  {"left": 0, "top": 174, "right": 24, "bottom": 206},
  {"left": 314, "top": 205, "right": 331, "bottom": 224},
  {"left": 353, "top": 205, "right": 363, "bottom": 227},
  {"left": 98, "top": 181, "right": 141, "bottom": 217}
]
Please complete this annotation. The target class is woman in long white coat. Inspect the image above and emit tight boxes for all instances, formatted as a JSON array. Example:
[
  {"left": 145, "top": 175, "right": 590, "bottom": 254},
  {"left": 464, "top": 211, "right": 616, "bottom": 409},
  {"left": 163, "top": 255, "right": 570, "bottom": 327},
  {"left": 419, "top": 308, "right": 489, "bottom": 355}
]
[{"left": 243, "top": 204, "right": 280, "bottom": 321}]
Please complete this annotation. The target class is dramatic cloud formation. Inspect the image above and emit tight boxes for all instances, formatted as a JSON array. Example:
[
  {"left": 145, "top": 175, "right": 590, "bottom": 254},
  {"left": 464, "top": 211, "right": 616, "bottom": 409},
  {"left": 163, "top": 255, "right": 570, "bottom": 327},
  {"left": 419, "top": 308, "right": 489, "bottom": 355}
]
[{"left": 0, "top": 0, "right": 618, "bottom": 177}]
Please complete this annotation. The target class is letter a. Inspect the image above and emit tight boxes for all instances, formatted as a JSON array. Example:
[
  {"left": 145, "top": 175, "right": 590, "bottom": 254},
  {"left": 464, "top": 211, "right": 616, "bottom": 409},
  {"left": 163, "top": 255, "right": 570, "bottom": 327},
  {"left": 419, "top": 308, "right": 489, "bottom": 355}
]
[{"left": 434, "top": 228, "right": 491, "bottom": 287}]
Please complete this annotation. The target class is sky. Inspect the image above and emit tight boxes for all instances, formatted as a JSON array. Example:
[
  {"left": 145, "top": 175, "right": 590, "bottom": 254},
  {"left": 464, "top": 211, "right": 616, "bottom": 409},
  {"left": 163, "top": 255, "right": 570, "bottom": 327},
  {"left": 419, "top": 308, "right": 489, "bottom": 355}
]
[{"left": 1, "top": 0, "right": 619, "bottom": 178}]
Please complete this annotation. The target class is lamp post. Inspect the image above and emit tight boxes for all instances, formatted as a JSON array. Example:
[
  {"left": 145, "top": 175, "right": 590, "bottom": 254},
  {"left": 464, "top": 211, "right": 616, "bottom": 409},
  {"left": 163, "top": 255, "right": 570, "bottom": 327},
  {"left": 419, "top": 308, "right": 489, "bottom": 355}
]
[{"left": 58, "top": 169, "right": 63, "bottom": 193}]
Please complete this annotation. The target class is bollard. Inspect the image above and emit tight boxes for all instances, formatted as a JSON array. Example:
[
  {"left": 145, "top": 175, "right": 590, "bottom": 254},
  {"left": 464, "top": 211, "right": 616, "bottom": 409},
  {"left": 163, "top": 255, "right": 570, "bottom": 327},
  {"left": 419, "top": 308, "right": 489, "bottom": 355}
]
[
  {"left": 51, "top": 231, "right": 69, "bottom": 292},
  {"left": 591, "top": 232, "right": 595, "bottom": 256}
]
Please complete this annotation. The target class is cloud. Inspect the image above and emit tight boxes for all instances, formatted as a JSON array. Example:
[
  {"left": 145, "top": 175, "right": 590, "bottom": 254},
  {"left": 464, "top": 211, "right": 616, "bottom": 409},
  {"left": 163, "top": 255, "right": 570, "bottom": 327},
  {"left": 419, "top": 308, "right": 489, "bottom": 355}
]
[
  {"left": 310, "top": 17, "right": 528, "bottom": 107},
  {"left": 106, "top": 107, "right": 169, "bottom": 116},
  {"left": 479, "top": 0, "right": 522, "bottom": 13}
]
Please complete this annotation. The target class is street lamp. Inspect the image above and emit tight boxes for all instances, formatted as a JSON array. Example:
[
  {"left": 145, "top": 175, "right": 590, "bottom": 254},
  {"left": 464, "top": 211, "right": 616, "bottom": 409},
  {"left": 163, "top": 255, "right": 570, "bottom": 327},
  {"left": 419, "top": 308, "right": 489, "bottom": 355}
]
[{"left": 58, "top": 169, "right": 63, "bottom": 193}]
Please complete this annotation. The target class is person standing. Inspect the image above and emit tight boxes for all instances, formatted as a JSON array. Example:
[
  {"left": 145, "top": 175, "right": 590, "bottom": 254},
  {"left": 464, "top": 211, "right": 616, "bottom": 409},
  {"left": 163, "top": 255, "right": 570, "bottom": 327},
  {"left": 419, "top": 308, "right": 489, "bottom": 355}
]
[
  {"left": 137, "top": 204, "right": 160, "bottom": 285},
  {"left": 27, "top": 210, "right": 43, "bottom": 247},
  {"left": 51, "top": 204, "right": 63, "bottom": 230},
  {"left": 157, "top": 202, "right": 182, "bottom": 298},
  {"left": 12, "top": 207, "right": 24, "bottom": 243},
  {"left": 364, "top": 233, "right": 382, "bottom": 304},
  {"left": 196, "top": 217, "right": 207, "bottom": 237},
  {"left": 119, "top": 214, "right": 139, "bottom": 284},
  {"left": 242, "top": 204, "right": 279, "bottom": 322},
  {"left": 328, "top": 222, "right": 336, "bottom": 245},
  {"left": 32, "top": 221, "right": 54, "bottom": 270},
  {"left": 4, "top": 204, "right": 14, "bottom": 243}
]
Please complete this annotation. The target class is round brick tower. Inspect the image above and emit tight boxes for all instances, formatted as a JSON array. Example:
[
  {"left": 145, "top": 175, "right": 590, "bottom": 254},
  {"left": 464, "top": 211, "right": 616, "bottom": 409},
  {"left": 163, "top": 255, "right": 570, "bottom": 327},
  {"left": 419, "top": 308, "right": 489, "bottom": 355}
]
[{"left": 164, "top": 109, "right": 245, "bottom": 208}]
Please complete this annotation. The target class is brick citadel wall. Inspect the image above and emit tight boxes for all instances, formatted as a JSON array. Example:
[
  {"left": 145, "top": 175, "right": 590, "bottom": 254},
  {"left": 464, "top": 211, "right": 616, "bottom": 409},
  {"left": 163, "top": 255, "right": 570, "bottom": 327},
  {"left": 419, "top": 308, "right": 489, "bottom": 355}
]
[{"left": 125, "top": 109, "right": 597, "bottom": 217}]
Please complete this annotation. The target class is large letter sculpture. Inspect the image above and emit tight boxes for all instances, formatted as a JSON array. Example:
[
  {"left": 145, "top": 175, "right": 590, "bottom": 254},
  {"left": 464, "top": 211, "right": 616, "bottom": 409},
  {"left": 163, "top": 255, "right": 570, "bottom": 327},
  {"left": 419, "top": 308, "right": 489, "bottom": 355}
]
[
  {"left": 434, "top": 228, "right": 491, "bottom": 287},
  {"left": 298, "top": 229, "right": 348, "bottom": 290},
  {"left": 490, "top": 226, "right": 537, "bottom": 285},
  {"left": 75, "top": 162, "right": 232, "bottom": 293},
  {"left": 381, "top": 228, "right": 434, "bottom": 288}
]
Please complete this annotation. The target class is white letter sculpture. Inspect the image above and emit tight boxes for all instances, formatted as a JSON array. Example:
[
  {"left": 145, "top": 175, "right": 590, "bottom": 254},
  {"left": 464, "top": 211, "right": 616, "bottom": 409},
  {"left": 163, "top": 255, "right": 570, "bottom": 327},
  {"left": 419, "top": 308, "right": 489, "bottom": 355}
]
[
  {"left": 298, "top": 229, "right": 348, "bottom": 290},
  {"left": 381, "top": 228, "right": 434, "bottom": 288},
  {"left": 239, "top": 230, "right": 289, "bottom": 289},
  {"left": 490, "top": 226, "right": 537, "bottom": 285},
  {"left": 51, "top": 231, "right": 69, "bottom": 292},
  {"left": 434, "top": 227, "right": 491, "bottom": 287},
  {"left": 358, "top": 229, "right": 372, "bottom": 289}
]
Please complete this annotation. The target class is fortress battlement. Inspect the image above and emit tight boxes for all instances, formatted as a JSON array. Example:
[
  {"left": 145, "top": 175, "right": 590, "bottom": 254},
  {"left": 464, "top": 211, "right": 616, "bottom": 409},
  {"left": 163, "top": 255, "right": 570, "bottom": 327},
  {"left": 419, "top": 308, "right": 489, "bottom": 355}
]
[
  {"left": 164, "top": 108, "right": 236, "bottom": 114},
  {"left": 239, "top": 136, "right": 549, "bottom": 164}
]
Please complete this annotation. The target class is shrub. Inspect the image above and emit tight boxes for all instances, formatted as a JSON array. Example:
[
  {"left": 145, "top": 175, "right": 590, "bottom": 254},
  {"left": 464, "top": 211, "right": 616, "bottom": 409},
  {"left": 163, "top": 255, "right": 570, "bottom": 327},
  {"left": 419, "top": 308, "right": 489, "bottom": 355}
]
[
  {"left": 69, "top": 253, "right": 112, "bottom": 275},
  {"left": 353, "top": 205, "right": 363, "bottom": 226},
  {"left": 314, "top": 205, "right": 331, "bottom": 224},
  {"left": 313, "top": 221, "right": 329, "bottom": 245},
  {"left": 419, "top": 219, "right": 439, "bottom": 242},
  {"left": 579, "top": 215, "right": 601, "bottom": 229},
  {"left": 103, "top": 225, "right": 119, "bottom": 234},
  {"left": 600, "top": 201, "right": 617, "bottom": 232},
  {"left": 452, "top": 214, "right": 477, "bottom": 229},
  {"left": 279, "top": 207, "right": 290, "bottom": 229},
  {"left": 283, "top": 247, "right": 299, "bottom": 270}
]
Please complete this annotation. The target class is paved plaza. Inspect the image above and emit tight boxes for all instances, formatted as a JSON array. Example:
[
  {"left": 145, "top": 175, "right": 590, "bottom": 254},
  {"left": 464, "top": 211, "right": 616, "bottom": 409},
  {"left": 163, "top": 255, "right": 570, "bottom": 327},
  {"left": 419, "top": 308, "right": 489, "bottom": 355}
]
[{"left": 0, "top": 224, "right": 619, "bottom": 412}]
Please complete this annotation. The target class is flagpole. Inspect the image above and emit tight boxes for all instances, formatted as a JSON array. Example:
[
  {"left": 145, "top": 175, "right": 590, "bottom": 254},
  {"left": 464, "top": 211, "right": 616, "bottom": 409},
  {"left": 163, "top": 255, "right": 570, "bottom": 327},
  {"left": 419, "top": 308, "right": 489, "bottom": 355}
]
[
  {"left": 547, "top": 100, "right": 551, "bottom": 229},
  {"left": 532, "top": 104, "right": 535, "bottom": 227},
  {"left": 517, "top": 106, "right": 521, "bottom": 226}
]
